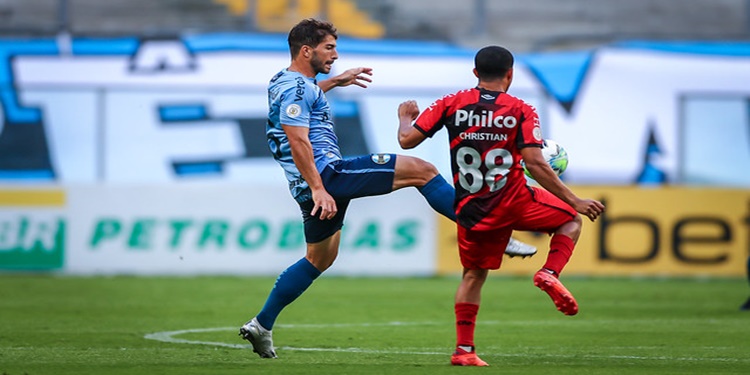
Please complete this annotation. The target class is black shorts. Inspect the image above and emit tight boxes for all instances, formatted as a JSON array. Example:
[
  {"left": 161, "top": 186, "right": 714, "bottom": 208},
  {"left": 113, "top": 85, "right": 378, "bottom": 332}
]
[{"left": 298, "top": 153, "right": 396, "bottom": 243}]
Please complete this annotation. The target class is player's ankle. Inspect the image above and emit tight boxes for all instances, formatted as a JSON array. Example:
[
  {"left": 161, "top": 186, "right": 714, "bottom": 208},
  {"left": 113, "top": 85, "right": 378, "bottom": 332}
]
[
  {"left": 540, "top": 267, "right": 558, "bottom": 276},
  {"left": 455, "top": 345, "right": 475, "bottom": 354}
]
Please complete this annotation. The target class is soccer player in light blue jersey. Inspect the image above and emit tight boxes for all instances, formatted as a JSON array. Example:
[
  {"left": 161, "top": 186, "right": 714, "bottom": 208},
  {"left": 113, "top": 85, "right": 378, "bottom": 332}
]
[{"left": 239, "top": 18, "right": 534, "bottom": 359}]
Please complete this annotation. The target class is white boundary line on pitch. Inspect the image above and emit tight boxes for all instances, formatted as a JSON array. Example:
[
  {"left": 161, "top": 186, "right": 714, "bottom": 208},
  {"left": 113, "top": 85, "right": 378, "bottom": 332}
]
[
  {"left": 143, "top": 326, "right": 446, "bottom": 355},
  {"left": 143, "top": 323, "right": 748, "bottom": 363}
]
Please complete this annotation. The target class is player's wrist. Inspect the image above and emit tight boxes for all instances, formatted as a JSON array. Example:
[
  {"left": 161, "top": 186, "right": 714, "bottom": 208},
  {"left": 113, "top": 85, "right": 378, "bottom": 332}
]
[{"left": 331, "top": 75, "right": 346, "bottom": 87}]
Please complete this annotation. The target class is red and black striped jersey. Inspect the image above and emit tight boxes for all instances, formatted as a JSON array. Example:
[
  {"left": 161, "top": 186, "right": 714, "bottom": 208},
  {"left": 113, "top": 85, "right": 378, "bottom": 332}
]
[{"left": 414, "top": 87, "right": 544, "bottom": 230}]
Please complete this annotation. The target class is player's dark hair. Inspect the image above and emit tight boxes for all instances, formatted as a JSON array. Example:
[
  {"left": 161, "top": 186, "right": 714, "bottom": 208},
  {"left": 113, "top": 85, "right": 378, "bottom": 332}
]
[
  {"left": 474, "top": 46, "right": 514, "bottom": 80},
  {"left": 288, "top": 18, "right": 338, "bottom": 58}
]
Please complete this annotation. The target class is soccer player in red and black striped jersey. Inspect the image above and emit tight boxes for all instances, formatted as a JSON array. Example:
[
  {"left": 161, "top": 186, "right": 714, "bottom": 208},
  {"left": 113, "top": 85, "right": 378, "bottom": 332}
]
[{"left": 397, "top": 46, "right": 605, "bottom": 367}]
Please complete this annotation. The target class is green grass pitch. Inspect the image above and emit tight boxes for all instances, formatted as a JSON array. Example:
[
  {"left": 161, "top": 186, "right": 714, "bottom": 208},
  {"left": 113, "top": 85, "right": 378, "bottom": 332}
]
[{"left": 1, "top": 274, "right": 748, "bottom": 374}]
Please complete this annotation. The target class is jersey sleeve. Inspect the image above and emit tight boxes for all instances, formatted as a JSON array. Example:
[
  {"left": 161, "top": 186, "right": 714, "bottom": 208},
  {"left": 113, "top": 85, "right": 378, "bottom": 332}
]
[
  {"left": 278, "top": 81, "right": 315, "bottom": 127},
  {"left": 413, "top": 96, "right": 448, "bottom": 137},
  {"left": 517, "top": 101, "right": 544, "bottom": 149}
]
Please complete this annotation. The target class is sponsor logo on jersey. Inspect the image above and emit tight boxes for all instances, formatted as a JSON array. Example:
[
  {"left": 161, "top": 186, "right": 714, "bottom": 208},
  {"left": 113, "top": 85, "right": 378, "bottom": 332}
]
[
  {"left": 371, "top": 153, "right": 391, "bottom": 164},
  {"left": 480, "top": 94, "right": 496, "bottom": 101},
  {"left": 455, "top": 109, "right": 517, "bottom": 128},
  {"left": 294, "top": 76, "right": 305, "bottom": 101},
  {"left": 286, "top": 104, "right": 302, "bottom": 118}
]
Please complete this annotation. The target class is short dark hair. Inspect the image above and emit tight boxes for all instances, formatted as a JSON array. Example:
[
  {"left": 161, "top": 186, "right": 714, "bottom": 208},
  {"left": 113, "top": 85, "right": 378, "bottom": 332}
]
[
  {"left": 474, "top": 46, "right": 514, "bottom": 80},
  {"left": 288, "top": 18, "right": 338, "bottom": 58}
]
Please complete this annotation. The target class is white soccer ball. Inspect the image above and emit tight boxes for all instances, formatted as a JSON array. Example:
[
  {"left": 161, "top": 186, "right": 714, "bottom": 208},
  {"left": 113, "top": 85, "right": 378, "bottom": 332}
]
[{"left": 523, "top": 139, "right": 569, "bottom": 178}]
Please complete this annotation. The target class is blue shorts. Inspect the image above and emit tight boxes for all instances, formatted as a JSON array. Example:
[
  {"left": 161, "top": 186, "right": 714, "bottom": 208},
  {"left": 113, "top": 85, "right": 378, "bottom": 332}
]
[{"left": 298, "top": 153, "right": 396, "bottom": 243}]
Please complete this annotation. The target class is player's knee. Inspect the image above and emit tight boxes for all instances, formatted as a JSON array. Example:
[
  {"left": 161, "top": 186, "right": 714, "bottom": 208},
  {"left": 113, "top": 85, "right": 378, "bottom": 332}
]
[
  {"left": 577, "top": 214, "right": 585, "bottom": 232},
  {"left": 306, "top": 254, "right": 336, "bottom": 272},
  {"left": 414, "top": 158, "right": 439, "bottom": 181},
  {"left": 556, "top": 215, "right": 582, "bottom": 241},
  {"left": 395, "top": 156, "right": 439, "bottom": 187},
  {"left": 305, "top": 240, "right": 339, "bottom": 272}
]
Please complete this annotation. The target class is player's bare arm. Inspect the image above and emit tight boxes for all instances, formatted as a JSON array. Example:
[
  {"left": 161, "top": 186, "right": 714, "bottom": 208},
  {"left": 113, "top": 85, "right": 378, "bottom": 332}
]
[
  {"left": 520, "top": 147, "right": 604, "bottom": 221},
  {"left": 282, "top": 124, "right": 337, "bottom": 220},
  {"left": 318, "top": 67, "right": 373, "bottom": 92},
  {"left": 397, "top": 100, "right": 427, "bottom": 149}
]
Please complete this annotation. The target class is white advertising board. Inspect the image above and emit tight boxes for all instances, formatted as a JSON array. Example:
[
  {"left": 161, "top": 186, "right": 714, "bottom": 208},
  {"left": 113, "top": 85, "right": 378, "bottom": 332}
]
[{"left": 61, "top": 185, "right": 436, "bottom": 276}]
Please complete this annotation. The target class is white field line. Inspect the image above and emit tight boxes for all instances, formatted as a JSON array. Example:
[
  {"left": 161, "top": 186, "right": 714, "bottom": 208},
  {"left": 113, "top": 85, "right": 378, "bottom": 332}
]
[{"left": 143, "top": 323, "right": 748, "bottom": 363}]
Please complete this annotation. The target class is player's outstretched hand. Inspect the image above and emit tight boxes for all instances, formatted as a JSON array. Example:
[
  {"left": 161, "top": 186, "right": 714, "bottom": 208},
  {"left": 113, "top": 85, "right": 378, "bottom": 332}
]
[
  {"left": 572, "top": 198, "right": 605, "bottom": 222},
  {"left": 333, "top": 67, "right": 373, "bottom": 88},
  {"left": 398, "top": 100, "right": 420, "bottom": 122}
]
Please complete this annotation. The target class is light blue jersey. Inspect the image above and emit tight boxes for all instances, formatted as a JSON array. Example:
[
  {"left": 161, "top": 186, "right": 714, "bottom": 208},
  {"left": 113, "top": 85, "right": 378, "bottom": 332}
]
[{"left": 267, "top": 69, "right": 342, "bottom": 202}]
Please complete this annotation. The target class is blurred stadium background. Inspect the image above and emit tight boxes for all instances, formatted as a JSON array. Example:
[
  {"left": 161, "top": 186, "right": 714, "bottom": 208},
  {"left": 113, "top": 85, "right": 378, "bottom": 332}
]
[
  {"left": 1, "top": 0, "right": 748, "bottom": 50},
  {"left": 0, "top": 0, "right": 749, "bottom": 279}
]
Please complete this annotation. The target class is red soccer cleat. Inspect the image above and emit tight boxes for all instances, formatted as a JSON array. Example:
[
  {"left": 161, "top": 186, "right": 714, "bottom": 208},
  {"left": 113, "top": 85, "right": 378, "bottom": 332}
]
[
  {"left": 451, "top": 350, "right": 489, "bottom": 366},
  {"left": 534, "top": 270, "right": 578, "bottom": 316}
]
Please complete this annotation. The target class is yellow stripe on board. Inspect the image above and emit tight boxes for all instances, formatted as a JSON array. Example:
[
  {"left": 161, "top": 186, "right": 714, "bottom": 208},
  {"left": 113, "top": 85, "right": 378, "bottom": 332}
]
[
  {"left": 0, "top": 189, "right": 65, "bottom": 206},
  {"left": 435, "top": 187, "right": 750, "bottom": 277}
]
